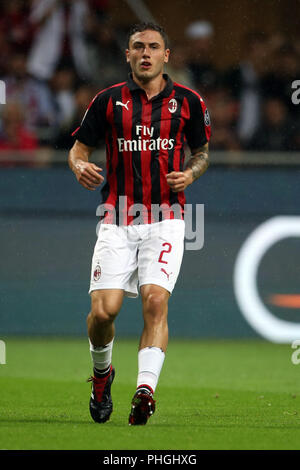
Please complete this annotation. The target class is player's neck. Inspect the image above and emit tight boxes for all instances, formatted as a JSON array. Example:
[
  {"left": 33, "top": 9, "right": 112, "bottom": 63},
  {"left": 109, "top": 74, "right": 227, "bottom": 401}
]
[{"left": 132, "top": 73, "right": 166, "bottom": 101}]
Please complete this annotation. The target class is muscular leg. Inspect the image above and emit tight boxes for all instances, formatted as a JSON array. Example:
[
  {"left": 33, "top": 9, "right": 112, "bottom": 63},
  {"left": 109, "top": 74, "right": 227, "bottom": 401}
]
[
  {"left": 87, "top": 289, "right": 124, "bottom": 347},
  {"left": 139, "top": 284, "right": 170, "bottom": 352}
]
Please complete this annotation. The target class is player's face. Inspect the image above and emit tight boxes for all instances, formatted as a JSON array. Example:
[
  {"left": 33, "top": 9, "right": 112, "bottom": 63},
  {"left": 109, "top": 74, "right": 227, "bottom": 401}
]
[{"left": 126, "top": 30, "right": 170, "bottom": 82}]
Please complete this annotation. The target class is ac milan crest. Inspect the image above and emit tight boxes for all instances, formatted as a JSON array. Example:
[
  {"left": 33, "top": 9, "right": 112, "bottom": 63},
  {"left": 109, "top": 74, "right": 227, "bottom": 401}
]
[
  {"left": 168, "top": 98, "right": 177, "bottom": 113},
  {"left": 93, "top": 264, "right": 101, "bottom": 281}
]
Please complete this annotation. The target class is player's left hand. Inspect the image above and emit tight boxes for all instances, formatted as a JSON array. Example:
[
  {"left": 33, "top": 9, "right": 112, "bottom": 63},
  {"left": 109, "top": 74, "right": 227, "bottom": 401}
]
[{"left": 166, "top": 170, "right": 193, "bottom": 192}]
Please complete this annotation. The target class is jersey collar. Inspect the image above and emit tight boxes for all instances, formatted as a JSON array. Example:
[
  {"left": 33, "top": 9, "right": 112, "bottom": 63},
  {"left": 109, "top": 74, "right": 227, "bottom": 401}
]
[{"left": 127, "top": 73, "right": 173, "bottom": 100}]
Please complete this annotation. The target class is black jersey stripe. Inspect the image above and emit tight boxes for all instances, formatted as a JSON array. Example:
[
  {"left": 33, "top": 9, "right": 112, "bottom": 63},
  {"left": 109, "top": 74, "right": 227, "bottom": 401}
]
[{"left": 180, "top": 130, "right": 186, "bottom": 170}]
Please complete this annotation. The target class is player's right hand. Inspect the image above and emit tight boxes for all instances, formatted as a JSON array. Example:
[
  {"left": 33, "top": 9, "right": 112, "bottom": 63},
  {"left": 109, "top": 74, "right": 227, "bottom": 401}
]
[{"left": 74, "top": 161, "right": 104, "bottom": 191}]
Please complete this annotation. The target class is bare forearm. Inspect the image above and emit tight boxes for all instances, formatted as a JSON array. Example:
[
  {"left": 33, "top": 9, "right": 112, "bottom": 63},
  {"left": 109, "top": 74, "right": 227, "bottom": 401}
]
[
  {"left": 68, "top": 140, "right": 92, "bottom": 173},
  {"left": 185, "top": 143, "right": 209, "bottom": 183},
  {"left": 166, "top": 144, "right": 209, "bottom": 192},
  {"left": 68, "top": 140, "right": 103, "bottom": 191}
]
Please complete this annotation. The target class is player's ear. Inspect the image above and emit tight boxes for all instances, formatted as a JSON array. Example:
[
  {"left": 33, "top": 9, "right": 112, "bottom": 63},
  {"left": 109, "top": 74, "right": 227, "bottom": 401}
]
[
  {"left": 125, "top": 49, "right": 130, "bottom": 63},
  {"left": 164, "top": 48, "right": 170, "bottom": 64}
]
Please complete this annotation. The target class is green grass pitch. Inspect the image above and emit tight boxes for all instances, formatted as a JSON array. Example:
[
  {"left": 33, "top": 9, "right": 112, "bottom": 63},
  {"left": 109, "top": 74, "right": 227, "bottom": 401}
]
[{"left": 0, "top": 337, "right": 299, "bottom": 450}]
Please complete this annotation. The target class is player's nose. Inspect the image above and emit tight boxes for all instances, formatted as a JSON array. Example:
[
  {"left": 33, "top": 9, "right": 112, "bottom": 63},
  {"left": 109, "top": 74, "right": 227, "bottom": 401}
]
[{"left": 142, "top": 47, "right": 151, "bottom": 57}]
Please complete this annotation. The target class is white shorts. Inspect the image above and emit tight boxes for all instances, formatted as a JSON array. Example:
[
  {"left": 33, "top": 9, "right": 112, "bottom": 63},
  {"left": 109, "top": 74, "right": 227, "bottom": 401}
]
[{"left": 89, "top": 219, "right": 185, "bottom": 297}]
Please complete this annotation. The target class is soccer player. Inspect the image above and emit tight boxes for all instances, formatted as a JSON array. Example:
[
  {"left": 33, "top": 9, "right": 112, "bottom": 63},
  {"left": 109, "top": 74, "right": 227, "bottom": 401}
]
[{"left": 68, "top": 22, "right": 211, "bottom": 425}]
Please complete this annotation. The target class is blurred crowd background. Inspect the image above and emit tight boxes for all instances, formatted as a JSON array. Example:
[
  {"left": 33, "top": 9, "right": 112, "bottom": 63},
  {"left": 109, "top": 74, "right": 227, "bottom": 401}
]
[{"left": 0, "top": 0, "right": 299, "bottom": 164}]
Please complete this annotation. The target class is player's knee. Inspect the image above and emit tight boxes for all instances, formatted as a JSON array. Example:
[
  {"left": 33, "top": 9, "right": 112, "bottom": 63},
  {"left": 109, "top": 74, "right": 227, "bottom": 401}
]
[
  {"left": 88, "top": 301, "right": 118, "bottom": 326},
  {"left": 143, "top": 292, "right": 168, "bottom": 322}
]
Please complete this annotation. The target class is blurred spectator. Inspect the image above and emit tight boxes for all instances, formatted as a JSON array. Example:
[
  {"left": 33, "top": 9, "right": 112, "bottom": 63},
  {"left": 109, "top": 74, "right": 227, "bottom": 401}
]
[
  {"left": 88, "top": 0, "right": 111, "bottom": 22},
  {"left": 248, "top": 98, "right": 293, "bottom": 151},
  {"left": 0, "top": 0, "right": 296, "bottom": 156},
  {"left": 267, "top": 32, "right": 287, "bottom": 57},
  {"left": 262, "top": 43, "right": 300, "bottom": 118},
  {"left": 53, "top": 84, "right": 96, "bottom": 150},
  {"left": 86, "top": 20, "right": 128, "bottom": 90},
  {"left": 0, "top": 1, "right": 34, "bottom": 54},
  {"left": 27, "top": 0, "right": 92, "bottom": 82},
  {"left": 223, "top": 32, "right": 271, "bottom": 148},
  {"left": 0, "top": 30, "right": 14, "bottom": 77},
  {"left": 3, "top": 52, "right": 57, "bottom": 145},
  {"left": 185, "top": 20, "right": 219, "bottom": 95},
  {"left": 50, "top": 65, "right": 76, "bottom": 131},
  {"left": 0, "top": 102, "right": 38, "bottom": 153},
  {"left": 206, "top": 86, "right": 241, "bottom": 151},
  {"left": 290, "top": 122, "right": 300, "bottom": 151},
  {"left": 293, "top": 32, "right": 300, "bottom": 60},
  {"left": 165, "top": 42, "right": 197, "bottom": 89}
]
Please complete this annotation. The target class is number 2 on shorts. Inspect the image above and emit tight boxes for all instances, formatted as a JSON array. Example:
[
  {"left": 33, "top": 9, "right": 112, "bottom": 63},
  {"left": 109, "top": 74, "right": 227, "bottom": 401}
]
[{"left": 158, "top": 242, "right": 172, "bottom": 264}]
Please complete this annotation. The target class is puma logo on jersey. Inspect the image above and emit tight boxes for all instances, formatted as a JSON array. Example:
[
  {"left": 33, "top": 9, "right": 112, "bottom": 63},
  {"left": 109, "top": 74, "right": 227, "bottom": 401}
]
[
  {"left": 161, "top": 268, "right": 173, "bottom": 281},
  {"left": 116, "top": 100, "right": 130, "bottom": 111}
]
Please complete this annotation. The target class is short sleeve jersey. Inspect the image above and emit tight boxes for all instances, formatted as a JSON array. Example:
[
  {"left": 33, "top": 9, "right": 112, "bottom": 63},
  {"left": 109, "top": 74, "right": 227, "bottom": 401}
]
[{"left": 73, "top": 73, "right": 211, "bottom": 224}]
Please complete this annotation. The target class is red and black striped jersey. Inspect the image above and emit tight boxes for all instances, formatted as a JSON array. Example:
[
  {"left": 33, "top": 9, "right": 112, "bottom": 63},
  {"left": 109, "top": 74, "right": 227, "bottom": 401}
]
[{"left": 73, "top": 73, "right": 211, "bottom": 225}]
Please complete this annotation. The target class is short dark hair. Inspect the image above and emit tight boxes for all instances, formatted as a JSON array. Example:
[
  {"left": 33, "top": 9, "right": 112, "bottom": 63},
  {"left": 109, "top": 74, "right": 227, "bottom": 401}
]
[{"left": 127, "top": 22, "right": 169, "bottom": 49}]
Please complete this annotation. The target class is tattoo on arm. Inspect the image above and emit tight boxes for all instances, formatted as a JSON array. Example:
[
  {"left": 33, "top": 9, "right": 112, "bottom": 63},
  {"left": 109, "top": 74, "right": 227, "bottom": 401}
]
[{"left": 185, "top": 144, "right": 209, "bottom": 181}]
